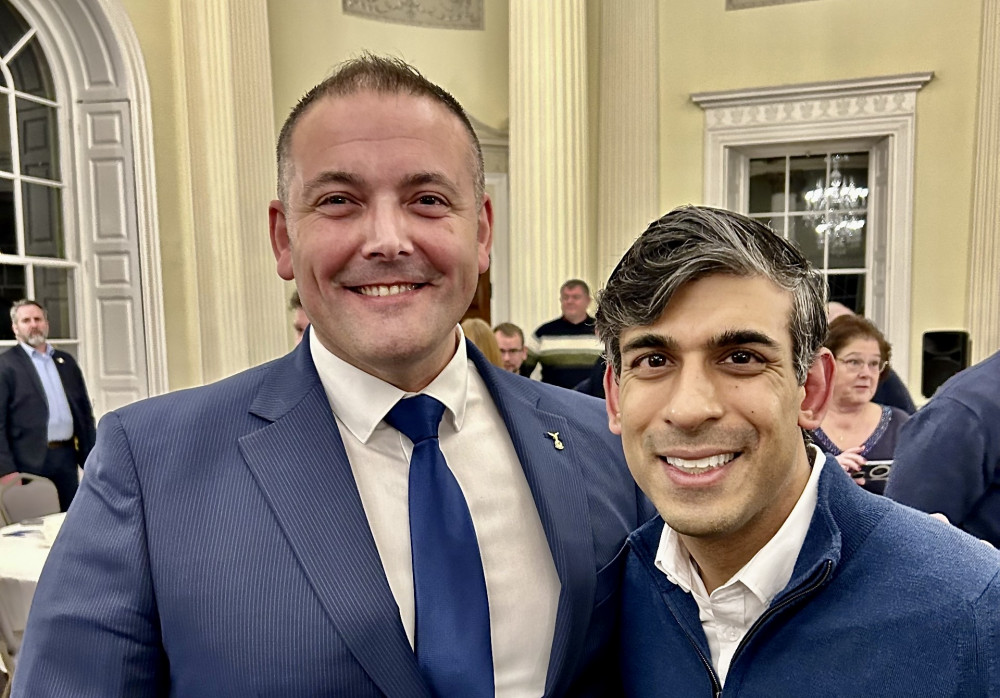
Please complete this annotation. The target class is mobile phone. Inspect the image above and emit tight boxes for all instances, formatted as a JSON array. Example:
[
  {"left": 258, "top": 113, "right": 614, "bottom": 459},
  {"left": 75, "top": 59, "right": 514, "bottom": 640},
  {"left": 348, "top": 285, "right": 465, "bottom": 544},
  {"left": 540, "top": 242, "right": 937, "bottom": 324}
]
[{"left": 852, "top": 460, "right": 893, "bottom": 481}]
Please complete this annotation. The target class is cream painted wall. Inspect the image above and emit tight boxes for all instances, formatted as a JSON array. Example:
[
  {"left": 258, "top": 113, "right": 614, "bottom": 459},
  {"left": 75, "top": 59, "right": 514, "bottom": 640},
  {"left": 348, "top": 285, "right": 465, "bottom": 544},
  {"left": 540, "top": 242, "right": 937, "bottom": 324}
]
[
  {"left": 655, "top": 0, "right": 984, "bottom": 394},
  {"left": 266, "top": 0, "right": 510, "bottom": 137},
  {"left": 117, "top": 0, "right": 202, "bottom": 390}
]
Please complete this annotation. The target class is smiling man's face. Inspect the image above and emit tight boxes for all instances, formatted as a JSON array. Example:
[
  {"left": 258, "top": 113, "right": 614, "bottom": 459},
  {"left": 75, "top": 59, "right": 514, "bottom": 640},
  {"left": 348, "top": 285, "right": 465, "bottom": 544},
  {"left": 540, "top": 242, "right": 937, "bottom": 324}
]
[
  {"left": 269, "top": 90, "right": 492, "bottom": 391},
  {"left": 605, "top": 273, "right": 828, "bottom": 555}
]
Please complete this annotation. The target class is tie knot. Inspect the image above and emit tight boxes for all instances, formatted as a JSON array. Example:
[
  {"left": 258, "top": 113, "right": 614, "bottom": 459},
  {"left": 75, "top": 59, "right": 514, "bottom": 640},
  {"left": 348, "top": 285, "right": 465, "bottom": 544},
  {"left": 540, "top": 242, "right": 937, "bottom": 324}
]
[{"left": 385, "top": 394, "right": 446, "bottom": 444}]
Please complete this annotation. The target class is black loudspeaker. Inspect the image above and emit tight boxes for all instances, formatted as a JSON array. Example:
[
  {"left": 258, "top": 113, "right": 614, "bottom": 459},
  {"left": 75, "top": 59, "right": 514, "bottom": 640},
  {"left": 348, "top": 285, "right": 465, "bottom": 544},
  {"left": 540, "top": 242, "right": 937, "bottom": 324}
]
[{"left": 921, "top": 331, "right": 971, "bottom": 398}]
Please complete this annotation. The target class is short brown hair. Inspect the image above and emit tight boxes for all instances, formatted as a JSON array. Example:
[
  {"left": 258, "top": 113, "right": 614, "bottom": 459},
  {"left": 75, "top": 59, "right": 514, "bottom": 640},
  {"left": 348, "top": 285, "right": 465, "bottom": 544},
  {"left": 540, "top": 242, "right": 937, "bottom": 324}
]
[
  {"left": 276, "top": 53, "right": 484, "bottom": 207},
  {"left": 492, "top": 322, "right": 524, "bottom": 344},
  {"left": 825, "top": 314, "right": 892, "bottom": 384}
]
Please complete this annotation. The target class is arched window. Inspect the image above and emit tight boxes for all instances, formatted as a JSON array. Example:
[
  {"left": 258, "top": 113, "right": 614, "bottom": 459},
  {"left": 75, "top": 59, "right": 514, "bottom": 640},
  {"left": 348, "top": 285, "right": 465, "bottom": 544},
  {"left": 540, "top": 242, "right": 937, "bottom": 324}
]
[{"left": 1, "top": 0, "right": 78, "bottom": 352}]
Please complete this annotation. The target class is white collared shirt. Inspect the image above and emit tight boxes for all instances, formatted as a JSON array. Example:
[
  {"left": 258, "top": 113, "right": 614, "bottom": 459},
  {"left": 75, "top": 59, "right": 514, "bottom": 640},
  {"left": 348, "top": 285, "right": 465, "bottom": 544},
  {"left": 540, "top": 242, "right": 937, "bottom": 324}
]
[
  {"left": 20, "top": 342, "right": 74, "bottom": 441},
  {"left": 309, "top": 327, "right": 560, "bottom": 697},
  {"left": 654, "top": 447, "right": 826, "bottom": 686}
]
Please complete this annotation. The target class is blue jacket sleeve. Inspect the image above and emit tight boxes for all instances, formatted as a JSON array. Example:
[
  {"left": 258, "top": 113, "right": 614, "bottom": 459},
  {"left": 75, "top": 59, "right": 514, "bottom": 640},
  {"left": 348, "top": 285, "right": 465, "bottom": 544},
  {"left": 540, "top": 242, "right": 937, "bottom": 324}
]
[
  {"left": 12, "top": 412, "right": 168, "bottom": 697},
  {"left": 885, "top": 397, "right": 988, "bottom": 527}
]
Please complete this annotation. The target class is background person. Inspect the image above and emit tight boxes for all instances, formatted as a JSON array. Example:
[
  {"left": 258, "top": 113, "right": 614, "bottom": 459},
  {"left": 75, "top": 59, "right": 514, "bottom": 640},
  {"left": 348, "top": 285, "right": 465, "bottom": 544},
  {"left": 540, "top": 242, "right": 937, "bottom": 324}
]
[
  {"left": 886, "top": 349, "right": 1000, "bottom": 547},
  {"left": 0, "top": 299, "right": 96, "bottom": 511},
  {"left": 597, "top": 206, "right": 1000, "bottom": 697},
  {"left": 13, "top": 55, "right": 651, "bottom": 697},
  {"left": 492, "top": 322, "right": 527, "bottom": 374},
  {"left": 289, "top": 289, "right": 309, "bottom": 344},
  {"left": 809, "top": 314, "right": 909, "bottom": 495},
  {"left": 826, "top": 301, "right": 916, "bottom": 414},
  {"left": 522, "top": 279, "right": 603, "bottom": 388},
  {"left": 460, "top": 317, "right": 503, "bottom": 368}
]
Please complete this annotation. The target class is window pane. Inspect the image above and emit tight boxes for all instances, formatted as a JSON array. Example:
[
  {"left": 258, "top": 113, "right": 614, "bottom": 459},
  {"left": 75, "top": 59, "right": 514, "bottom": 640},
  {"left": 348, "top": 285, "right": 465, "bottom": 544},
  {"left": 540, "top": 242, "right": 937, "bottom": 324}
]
[
  {"left": 787, "top": 215, "right": 823, "bottom": 268},
  {"left": 0, "top": 263, "right": 27, "bottom": 340},
  {"left": 8, "top": 37, "right": 55, "bottom": 100},
  {"left": 748, "top": 157, "right": 786, "bottom": 214},
  {"left": 0, "top": 1, "right": 30, "bottom": 59},
  {"left": 828, "top": 273, "right": 865, "bottom": 313},
  {"left": 0, "top": 176, "right": 13, "bottom": 254},
  {"left": 835, "top": 152, "right": 869, "bottom": 189},
  {"left": 17, "top": 97, "right": 59, "bottom": 180},
  {"left": 0, "top": 91, "right": 11, "bottom": 173},
  {"left": 23, "top": 180, "right": 63, "bottom": 257},
  {"left": 828, "top": 215, "right": 867, "bottom": 269},
  {"left": 789, "top": 154, "right": 827, "bottom": 213},
  {"left": 33, "top": 266, "right": 73, "bottom": 338}
]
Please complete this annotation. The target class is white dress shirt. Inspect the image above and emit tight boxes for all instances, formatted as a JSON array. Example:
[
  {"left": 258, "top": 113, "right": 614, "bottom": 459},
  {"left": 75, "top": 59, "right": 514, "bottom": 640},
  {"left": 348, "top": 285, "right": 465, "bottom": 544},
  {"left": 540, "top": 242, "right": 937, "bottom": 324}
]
[
  {"left": 654, "top": 447, "right": 826, "bottom": 686},
  {"left": 310, "top": 327, "right": 561, "bottom": 697}
]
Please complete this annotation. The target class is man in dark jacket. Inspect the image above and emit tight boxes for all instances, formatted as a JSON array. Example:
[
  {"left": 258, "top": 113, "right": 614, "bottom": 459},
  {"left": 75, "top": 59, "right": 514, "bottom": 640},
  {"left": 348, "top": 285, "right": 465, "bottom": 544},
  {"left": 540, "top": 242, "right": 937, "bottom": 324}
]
[
  {"left": 597, "top": 206, "right": 1000, "bottom": 696},
  {"left": 1, "top": 299, "right": 96, "bottom": 510}
]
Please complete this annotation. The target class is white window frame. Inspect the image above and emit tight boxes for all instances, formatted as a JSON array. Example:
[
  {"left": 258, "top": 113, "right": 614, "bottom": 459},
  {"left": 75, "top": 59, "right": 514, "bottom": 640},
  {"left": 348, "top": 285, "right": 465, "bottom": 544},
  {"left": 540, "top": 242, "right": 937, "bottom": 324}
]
[{"left": 692, "top": 73, "right": 933, "bottom": 374}]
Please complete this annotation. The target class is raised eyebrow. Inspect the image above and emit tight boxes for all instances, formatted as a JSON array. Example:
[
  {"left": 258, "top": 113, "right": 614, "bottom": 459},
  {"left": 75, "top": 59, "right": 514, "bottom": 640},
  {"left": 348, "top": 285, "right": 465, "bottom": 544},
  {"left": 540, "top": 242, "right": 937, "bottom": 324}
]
[
  {"left": 711, "top": 329, "right": 780, "bottom": 351},
  {"left": 620, "top": 332, "right": 679, "bottom": 356}
]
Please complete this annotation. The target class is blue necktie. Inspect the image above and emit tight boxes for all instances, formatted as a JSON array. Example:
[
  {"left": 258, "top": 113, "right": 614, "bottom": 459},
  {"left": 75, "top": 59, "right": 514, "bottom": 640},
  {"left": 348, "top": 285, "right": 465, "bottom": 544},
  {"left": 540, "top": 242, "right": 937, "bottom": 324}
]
[{"left": 385, "top": 395, "right": 495, "bottom": 697}]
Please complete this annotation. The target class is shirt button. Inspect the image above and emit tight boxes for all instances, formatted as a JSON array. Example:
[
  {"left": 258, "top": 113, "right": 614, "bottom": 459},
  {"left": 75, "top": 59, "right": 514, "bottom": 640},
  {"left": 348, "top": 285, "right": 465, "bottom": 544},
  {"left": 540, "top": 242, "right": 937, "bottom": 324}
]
[{"left": 724, "top": 627, "right": 740, "bottom": 641}]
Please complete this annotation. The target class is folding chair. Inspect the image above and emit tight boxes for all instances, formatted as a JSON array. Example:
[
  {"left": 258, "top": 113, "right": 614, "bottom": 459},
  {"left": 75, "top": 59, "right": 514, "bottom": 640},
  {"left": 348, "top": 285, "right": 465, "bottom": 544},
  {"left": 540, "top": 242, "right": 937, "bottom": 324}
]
[{"left": 0, "top": 474, "right": 60, "bottom": 525}]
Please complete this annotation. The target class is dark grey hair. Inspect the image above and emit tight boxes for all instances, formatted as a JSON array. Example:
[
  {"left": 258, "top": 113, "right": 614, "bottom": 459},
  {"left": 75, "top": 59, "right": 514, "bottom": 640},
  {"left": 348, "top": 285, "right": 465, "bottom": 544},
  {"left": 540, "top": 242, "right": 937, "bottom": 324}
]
[
  {"left": 596, "top": 206, "right": 828, "bottom": 385},
  {"left": 275, "top": 53, "right": 484, "bottom": 208},
  {"left": 9, "top": 298, "right": 46, "bottom": 323}
]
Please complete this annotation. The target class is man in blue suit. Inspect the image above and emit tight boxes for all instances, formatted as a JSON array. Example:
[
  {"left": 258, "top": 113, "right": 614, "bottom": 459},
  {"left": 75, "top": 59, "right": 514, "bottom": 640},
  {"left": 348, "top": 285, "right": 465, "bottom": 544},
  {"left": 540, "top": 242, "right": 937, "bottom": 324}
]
[{"left": 13, "top": 55, "right": 650, "bottom": 696}]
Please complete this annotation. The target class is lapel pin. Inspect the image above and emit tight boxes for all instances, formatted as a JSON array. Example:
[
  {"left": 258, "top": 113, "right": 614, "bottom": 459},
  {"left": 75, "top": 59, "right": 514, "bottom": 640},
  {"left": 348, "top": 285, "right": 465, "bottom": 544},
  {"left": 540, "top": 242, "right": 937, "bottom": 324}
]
[
  {"left": 56, "top": 357, "right": 65, "bottom": 364},
  {"left": 545, "top": 431, "right": 564, "bottom": 450}
]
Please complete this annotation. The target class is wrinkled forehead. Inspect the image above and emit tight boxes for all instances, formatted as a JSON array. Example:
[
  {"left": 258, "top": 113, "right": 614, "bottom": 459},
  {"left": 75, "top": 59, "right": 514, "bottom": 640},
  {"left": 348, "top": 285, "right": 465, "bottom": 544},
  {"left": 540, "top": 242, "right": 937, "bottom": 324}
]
[{"left": 14, "top": 304, "right": 45, "bottom": 321}]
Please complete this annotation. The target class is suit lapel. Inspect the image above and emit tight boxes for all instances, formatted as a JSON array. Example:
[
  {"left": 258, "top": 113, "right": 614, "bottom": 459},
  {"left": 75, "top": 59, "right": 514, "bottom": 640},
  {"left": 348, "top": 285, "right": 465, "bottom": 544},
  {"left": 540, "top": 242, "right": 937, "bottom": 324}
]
[
  {"left": 469, "top": 345, "right": 596, "bottom": 695},
  {"left": 238, "top": 338, "right": 429, "bottom": 698},
  {"left": 11, "top": 345, "right": 47, "bottom": 406}
]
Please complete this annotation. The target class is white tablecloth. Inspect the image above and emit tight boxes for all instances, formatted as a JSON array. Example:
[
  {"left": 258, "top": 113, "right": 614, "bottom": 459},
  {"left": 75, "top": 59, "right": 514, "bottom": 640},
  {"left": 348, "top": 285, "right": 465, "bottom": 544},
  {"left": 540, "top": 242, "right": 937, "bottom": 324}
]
[{"left": 0, "top": 512, "right": 66, "bottom": 662}]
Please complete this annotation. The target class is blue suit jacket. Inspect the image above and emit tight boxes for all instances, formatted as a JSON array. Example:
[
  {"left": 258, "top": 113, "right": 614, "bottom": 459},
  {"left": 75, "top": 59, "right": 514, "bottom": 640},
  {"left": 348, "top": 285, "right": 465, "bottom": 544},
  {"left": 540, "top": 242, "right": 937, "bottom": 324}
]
[{"left": 14, "top": 336, "right": 651, "bottom": 697}]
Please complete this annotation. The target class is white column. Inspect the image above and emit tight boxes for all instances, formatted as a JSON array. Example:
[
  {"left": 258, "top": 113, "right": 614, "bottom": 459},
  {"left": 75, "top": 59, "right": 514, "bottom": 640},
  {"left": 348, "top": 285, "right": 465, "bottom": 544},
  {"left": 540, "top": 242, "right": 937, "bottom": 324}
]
[
  {"left": 596, "top": 0, "right": 660, "bottom": 285},
  {"left": 967, "top": 0, "right": 1000, "bottom": 362},
  {"left": 509, "top": 0, "right": 590, "bottom": 335},
  {"left": 177, "top": 0, "right": 286, "bottom": 382}
]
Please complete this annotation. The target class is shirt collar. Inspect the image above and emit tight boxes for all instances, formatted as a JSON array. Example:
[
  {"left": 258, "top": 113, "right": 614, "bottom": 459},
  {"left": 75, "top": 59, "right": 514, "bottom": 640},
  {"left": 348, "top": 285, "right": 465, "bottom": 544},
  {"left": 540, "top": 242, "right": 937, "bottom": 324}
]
[
  {"left": 655, "top": 445, "right": 826, "bottom": 605},
  {"left": 19, "top": 341, "right": 52, "bottom": 359},
  {"left": 309, "top": 325, "right": 470, "bottom": 444}
]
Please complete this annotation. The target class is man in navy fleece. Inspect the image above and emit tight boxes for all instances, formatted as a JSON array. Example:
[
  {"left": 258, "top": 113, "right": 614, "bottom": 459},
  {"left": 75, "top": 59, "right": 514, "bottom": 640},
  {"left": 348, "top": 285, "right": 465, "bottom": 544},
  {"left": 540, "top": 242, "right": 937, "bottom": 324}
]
[{"left": 598, "top": 206, "right": 1000, "bottom": 697}]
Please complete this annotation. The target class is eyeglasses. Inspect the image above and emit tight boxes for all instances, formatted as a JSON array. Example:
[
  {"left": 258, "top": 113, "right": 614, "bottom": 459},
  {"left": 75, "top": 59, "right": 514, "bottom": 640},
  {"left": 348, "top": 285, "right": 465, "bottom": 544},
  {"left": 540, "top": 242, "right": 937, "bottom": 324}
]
[{"left": 836, "top": 357, "right": 888, "bottom": 374}]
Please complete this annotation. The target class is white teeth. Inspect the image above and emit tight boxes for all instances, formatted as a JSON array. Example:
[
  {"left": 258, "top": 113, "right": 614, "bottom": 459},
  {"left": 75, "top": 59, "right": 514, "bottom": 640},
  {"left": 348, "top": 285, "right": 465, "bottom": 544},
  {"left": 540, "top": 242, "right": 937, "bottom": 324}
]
[
  {"left": 665, "top": 453, "right": 736, "bottom": 474},
  {"left": 357, "top": 284, "right": 418, "bottom": 297}
]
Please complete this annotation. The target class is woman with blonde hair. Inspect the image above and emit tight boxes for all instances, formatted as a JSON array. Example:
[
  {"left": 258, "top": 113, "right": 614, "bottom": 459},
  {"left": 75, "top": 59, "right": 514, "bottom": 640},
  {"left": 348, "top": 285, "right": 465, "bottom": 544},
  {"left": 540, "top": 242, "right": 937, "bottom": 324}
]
[{"left": 461, "top": 317, "right": 504, "bottom": 368}]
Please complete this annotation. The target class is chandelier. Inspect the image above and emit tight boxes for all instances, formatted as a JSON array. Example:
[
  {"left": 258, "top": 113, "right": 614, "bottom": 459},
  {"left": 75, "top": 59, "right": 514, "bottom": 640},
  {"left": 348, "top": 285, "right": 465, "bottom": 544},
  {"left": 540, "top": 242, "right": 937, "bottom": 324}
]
[{"left": 803, "top": 154, "right": 868, "bottom": 251}]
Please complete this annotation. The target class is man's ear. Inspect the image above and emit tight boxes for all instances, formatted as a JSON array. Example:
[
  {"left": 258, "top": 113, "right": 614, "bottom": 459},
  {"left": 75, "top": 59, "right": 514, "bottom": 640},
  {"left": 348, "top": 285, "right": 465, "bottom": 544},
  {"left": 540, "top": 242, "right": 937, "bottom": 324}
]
[
  {"left": 604, "top": 362, "right": 623, "bottom": 435},
  {"left": 477, "top": 194, "right": 494, "bottom": 274},
  {"left": 799, "top": 348, "right": 835, "bottom": 430},
  {"left": 269, "top": 200, "right": 294, "bottom": 281}
]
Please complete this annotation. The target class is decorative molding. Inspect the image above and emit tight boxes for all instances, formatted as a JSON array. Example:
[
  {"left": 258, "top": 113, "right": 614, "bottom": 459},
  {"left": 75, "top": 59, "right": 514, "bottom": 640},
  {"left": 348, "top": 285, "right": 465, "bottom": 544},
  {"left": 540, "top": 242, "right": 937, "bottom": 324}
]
[
  {"left": 342, "top": 0, "right": 483, "bottom": 30},
  {"left": 692, "top": 73, "right": 933, "bottom": 111},
  {"left": 700, "top": 92, "right": 918, "bottom": 130},
  {"left": 727, "top": 0, "right": 818, "bottom": 9},
  {"left": 469, "top": 115, "right": 508, "bottom": 174},
  {"left": 695, "top": 74, "right": 934, "bottom": 381},
  {"left": 967, "top": 0, "right": 1000, "bottom": 362}
]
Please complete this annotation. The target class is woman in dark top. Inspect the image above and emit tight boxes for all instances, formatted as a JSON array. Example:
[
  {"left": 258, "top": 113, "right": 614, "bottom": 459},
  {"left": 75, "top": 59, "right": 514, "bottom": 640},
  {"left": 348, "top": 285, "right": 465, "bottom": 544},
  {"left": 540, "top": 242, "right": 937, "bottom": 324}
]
[{"left": 811, "top": 315, "right": 910, "bottom": 495}]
